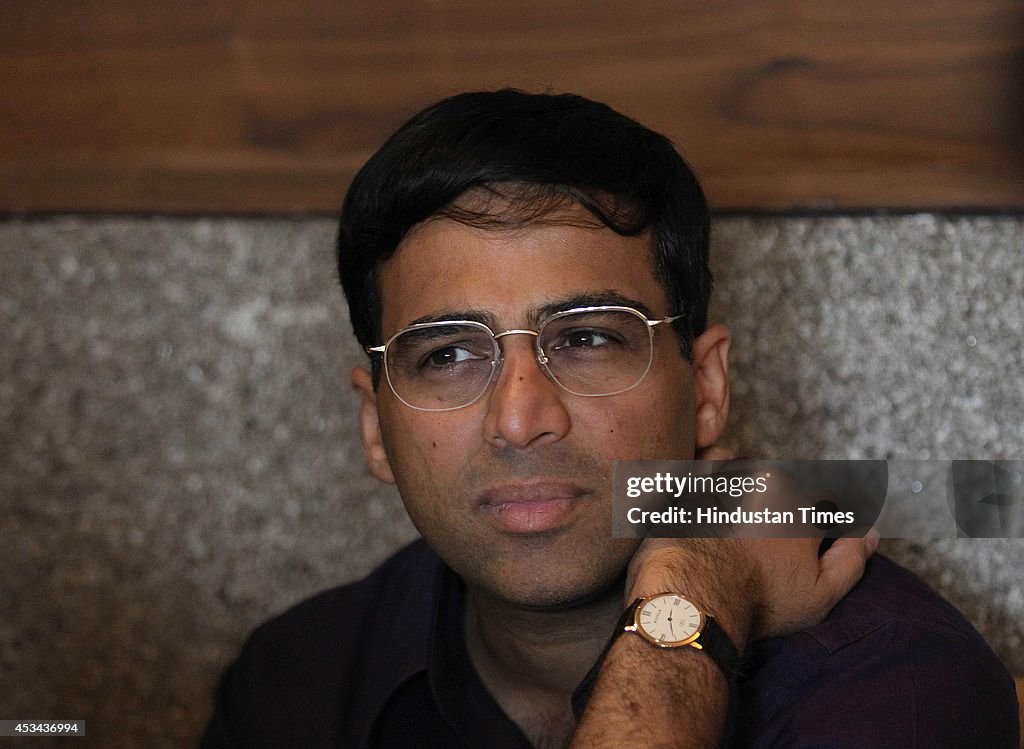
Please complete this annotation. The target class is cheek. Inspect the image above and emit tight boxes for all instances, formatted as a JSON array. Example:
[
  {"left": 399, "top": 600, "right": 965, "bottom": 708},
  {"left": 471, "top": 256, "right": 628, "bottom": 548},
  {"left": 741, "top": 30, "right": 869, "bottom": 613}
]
[
  {"left": 577, "top": 378, "right": 695, "bottom": 460},
  {"left": 377, "top": 402, "right": 478, "bottom": 496}
]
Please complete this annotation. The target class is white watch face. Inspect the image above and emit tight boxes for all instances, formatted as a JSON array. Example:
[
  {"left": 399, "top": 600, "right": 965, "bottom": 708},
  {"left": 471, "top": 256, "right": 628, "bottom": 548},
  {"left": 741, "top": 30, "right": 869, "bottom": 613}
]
[{"left": 637, "top": 594, "right": 703, "bottom": 646}]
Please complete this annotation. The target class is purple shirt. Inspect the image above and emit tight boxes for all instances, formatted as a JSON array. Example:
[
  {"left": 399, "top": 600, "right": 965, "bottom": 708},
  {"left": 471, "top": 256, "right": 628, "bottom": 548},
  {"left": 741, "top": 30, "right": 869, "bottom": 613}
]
[{"left": 201, "top": 541, "right": 1019, "bottom": 748}]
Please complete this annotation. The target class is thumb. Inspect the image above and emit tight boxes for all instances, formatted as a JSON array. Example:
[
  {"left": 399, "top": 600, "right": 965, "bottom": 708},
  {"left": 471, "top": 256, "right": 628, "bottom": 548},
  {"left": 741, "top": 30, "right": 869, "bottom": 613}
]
[{"left": 816, "top": 529, "right": 879, "bottom": 607}]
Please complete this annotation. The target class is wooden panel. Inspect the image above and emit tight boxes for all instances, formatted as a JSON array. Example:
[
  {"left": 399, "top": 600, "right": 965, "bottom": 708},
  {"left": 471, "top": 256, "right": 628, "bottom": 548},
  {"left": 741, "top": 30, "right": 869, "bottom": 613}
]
[{"left": 2, "top": 0, "right": 1023, "bottom": 213}]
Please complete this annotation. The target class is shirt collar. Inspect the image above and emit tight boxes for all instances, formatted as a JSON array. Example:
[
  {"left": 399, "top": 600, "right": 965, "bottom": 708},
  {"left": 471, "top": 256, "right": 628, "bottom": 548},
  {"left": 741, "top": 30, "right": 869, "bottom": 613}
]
[
  {"left": 427, "top": 564, "right": 530, "bottom": 747},
  {"left": 347, "top": 540, "right": 443, "bottom": 747},
  {"left": 348, "top": 540, "right": 530, "bottom": 748}
]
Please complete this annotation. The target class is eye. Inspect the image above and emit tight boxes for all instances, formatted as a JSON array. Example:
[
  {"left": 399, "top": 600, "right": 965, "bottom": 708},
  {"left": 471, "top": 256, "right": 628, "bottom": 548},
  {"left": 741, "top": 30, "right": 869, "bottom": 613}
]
[
  {"left": 552, "top": 328, "right": 617, "bottom": 350},
  {"left": 421, "top": 345, "right": 487, "bottom": 369}
]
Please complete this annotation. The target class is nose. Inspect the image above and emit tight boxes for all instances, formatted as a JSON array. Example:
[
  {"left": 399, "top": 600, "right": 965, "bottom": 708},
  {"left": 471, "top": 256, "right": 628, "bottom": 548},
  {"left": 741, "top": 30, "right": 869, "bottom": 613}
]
[{"left": 482, "top": 333, "right": 571, "bottom": 450}]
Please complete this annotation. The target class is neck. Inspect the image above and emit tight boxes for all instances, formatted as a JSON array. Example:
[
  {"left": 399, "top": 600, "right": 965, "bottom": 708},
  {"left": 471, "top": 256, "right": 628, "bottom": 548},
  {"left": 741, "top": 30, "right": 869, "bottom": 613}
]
[{"left": 463, "top": 581, "right": 624, "bottom": 698}]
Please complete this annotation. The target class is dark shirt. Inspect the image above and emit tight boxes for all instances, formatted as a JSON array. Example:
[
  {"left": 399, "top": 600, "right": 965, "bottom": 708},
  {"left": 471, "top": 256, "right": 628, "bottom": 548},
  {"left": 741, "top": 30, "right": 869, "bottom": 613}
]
[{"left": 200, "top": 540, "right": 1020, "bottom": 748}]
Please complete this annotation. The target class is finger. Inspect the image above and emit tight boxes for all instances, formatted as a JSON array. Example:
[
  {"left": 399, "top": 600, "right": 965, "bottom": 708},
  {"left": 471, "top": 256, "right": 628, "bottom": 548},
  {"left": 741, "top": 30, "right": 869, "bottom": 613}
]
[{"left": 815, "top": 529, "right": 879, "bottom": 606}]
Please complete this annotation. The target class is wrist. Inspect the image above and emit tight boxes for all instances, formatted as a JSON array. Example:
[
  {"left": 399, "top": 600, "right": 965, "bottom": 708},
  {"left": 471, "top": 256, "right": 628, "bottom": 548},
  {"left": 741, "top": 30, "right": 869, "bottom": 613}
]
[{"left": 626, "top": 548, "right": 758, "bottom": 648}]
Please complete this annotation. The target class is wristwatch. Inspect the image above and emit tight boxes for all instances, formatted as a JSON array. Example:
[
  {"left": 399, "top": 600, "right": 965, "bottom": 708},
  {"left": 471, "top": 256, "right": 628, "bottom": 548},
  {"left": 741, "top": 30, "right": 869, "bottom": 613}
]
[
  {"left": 571, "top": 592, "right": 741, "bottom": 720},
  {"left": 619, "top": 593, "right": 740, "bottom": 679}
]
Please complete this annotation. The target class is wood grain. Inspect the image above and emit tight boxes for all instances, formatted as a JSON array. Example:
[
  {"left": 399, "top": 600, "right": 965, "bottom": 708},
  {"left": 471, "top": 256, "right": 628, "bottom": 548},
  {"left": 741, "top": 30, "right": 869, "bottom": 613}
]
[{"left": 2, "top": 0, "right": 1023, "bottom": 213}]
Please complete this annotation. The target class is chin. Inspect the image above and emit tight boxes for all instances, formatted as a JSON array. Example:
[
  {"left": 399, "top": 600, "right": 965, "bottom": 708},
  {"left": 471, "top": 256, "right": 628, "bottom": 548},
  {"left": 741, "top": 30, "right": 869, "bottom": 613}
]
[{"left": 466, "top": 543, "right": 635, "bottom": 611}]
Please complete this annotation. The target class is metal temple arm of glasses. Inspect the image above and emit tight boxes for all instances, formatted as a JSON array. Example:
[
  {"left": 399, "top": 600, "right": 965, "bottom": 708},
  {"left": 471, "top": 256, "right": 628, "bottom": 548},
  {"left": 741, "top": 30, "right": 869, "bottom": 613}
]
[{"left": 647, "top": 314, "right": 684, "bottom": 328}]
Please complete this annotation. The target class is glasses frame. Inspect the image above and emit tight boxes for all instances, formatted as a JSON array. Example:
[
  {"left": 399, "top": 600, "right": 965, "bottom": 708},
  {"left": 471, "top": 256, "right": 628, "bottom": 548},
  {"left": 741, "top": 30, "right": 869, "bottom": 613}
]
[{"left": 367, "top": 305, "right": 683, "bottom": 412}]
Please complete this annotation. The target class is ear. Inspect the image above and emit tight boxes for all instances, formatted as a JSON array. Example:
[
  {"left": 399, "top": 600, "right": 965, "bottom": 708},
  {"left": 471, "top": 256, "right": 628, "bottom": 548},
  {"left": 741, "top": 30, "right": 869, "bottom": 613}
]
[
  {"left": 351, "top": 366, "right": 396, "bottom": 484},
  {"left": 691, "top": 324, "right": 731, "bottom": 449}
]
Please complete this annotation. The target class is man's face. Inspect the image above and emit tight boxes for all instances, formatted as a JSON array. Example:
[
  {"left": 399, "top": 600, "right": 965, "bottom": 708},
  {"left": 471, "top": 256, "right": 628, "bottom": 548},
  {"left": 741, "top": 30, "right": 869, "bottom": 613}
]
[{"left": 354, "top": 205, "right": 716, "bottom": 609}]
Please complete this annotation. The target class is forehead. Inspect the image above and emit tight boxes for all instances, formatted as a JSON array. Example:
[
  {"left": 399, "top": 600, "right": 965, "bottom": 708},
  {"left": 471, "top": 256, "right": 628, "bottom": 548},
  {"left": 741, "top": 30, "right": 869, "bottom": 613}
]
[{"left": 378, "top": 205, "right": 670, "bottom": 335}]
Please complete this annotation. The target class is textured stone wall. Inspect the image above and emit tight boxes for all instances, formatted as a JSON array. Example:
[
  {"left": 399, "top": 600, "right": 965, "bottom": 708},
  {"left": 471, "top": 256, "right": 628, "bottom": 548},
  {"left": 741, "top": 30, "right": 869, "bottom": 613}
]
[{"left": 2, "top": 215, "right": 1022, "bottom": 747}]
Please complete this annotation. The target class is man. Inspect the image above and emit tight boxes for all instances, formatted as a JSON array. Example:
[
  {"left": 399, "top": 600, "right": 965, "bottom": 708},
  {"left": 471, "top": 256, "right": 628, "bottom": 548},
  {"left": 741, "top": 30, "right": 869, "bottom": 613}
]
[{"left": 201, "top": 90, "right": 1019, "bottom": 747}]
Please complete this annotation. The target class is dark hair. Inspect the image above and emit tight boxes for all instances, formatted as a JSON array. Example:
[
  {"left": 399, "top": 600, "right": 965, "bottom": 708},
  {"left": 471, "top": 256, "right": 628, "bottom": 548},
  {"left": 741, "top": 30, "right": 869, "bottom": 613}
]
[{"left": 336, "top": 89, "right": 711, "bottom": 373}]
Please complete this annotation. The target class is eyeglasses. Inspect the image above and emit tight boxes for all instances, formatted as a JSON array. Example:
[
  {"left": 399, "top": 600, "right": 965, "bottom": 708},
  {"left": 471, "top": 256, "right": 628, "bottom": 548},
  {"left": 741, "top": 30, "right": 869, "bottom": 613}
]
[{"left": 367, "top": 305, "right": 682, "bottom": 411}]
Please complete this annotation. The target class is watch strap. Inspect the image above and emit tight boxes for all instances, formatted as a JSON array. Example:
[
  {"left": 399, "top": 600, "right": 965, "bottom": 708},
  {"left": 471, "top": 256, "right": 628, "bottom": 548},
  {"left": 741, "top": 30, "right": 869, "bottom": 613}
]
[
  {"left": 693, "top": 612, "right": 742, "bottom": 678},
  {"left": 570, "top": 599, "right": 640, "bottom": 720},
  {"left": 570, "top": 596, "right": 742, "bottom": 721}
]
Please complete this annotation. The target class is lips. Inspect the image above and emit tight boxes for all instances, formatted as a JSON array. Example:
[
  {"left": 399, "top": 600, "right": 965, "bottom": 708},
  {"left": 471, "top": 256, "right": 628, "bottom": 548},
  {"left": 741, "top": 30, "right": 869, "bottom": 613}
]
[{"left": 477, "top": 480, "right": 590, "bottom": 533}]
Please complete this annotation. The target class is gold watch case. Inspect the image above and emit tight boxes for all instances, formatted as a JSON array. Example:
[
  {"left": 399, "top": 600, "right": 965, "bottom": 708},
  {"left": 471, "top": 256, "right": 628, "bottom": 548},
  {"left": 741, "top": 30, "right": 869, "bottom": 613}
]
[{"left": 625, "top": 592, "right": 707, "bottom": 649}]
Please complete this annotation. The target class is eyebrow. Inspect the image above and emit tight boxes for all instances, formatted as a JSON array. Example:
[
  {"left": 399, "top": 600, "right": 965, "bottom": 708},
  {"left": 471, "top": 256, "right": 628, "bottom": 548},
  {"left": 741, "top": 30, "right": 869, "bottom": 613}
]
[
  {"left": 406, "top": 309, "right": 498, "bottom": 328},
  {"left": 532, "top": 291, "right": 655, "bottom": 324},
  {"left": 403, "top": 290, "right": 658, "bottom": 330}
]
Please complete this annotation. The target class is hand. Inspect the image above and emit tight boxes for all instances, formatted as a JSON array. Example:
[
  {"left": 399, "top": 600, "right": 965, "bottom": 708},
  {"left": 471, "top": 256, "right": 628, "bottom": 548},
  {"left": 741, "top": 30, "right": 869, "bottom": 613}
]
[{"left": 624, "top": 445, "right": 879, "bottom": 647}]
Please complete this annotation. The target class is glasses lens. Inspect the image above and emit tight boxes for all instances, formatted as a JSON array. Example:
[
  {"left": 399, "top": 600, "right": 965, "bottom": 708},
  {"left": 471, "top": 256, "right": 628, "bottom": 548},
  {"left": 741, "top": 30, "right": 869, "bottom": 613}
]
[
  {"left": 539, "top": 310, "right": 654, "bottom": 396},
  {"left": 386, "top": 323, "right": 498, "bottom": 410}
]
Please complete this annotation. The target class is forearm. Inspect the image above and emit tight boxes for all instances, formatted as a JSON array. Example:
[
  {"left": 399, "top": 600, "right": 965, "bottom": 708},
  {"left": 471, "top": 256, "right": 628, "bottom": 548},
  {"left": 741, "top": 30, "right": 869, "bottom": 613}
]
[
  {"left": 569, "top": 528, "right": 875, "bottom": 747},
  {"left": 570, "top": 633, "right": 731, "bottom": 748},
  {"left": 571, "top": 545, "right": 752, "bottom": 749}
]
